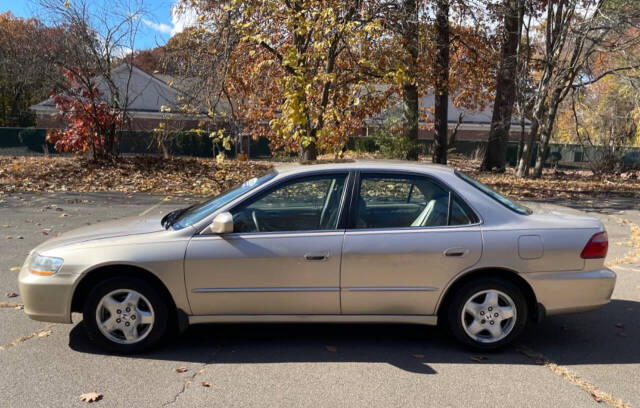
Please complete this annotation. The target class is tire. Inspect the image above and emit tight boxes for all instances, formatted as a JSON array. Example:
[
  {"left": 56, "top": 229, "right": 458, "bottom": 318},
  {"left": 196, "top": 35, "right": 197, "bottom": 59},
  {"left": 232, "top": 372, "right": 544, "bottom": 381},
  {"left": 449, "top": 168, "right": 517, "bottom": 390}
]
[
  {"left": 83, "top": 277, "right": 169, "bottom": 353},
  {"left": 446, "top": 278, "right": 528, "bottom": 350}
]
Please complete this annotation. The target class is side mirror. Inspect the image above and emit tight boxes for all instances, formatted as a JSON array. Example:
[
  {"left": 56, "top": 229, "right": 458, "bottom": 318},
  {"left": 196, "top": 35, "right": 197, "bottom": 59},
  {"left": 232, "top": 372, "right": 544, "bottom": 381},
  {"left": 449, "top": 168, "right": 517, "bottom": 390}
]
[{"left": 208, "top": 212, "right": 234, "bottom": 234}]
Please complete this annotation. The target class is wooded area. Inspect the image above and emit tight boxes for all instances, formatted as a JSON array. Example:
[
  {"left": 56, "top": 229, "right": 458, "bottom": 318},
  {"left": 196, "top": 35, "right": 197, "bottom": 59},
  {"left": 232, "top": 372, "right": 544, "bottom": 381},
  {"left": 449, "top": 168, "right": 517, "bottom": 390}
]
[{"left": 1, "top": 0, "right": 640, "bottom": 178}]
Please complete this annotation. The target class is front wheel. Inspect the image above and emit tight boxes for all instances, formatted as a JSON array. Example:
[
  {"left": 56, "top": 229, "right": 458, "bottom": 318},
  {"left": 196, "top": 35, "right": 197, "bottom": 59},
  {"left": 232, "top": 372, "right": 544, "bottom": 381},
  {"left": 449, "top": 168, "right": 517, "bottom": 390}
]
[
  {"left": 83, "top": 277, "right": 169, "bottom": 353},
  {"left": 447, "top": 278, "right": 528, "bottom": 350}
]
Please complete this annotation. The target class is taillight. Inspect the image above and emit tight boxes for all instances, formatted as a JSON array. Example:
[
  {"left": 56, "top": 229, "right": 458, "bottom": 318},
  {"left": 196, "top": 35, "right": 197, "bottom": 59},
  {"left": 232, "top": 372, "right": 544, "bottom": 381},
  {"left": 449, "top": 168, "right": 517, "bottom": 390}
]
[{"left": 580, "top": 231, "right": 608, "bottom": 259}]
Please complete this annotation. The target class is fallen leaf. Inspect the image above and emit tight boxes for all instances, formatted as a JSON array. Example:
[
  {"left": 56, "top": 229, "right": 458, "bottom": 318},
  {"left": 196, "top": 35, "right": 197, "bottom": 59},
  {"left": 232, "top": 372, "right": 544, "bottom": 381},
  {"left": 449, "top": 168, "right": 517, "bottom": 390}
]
[
  {"left": 202, "top": 381, "right": 211, "bottom": 387},
  {"left": 590, "top": 392, "right": 603, "bottom": 403},
  {"left": 615, "top": 323, "right": 625, "bottom": 329},
  {"left": 37, "top": 329, "right": 52, "bottom": 337},
  {"left": 471, "top": 355, "right": 488, "bottom": 362},
  {"left": 80, "top": 392, "right": 103, "bottom": 403},
  {"left": 9, "top": 266, "right": 20, "bottom": 272},
  {"left": 14, "top": 304, "right": 24, "bottom": 310},
  {"left": 176, "top": 367, "right": 188, "bottom": 373},
  {"left": 6, "top": 292, "right": 18, "bottom": 298},
  {"left": 42, "top": 228, "right": 51, "bottom": 235},
  {"left": 325, "top": 345, "right": 337, "bottom": 352},
  {"left": 412, "top": 354, "right": 425, "bottom": 359},
  {"left": 59, "top": 213, "right": 68, "bottom": 218}
]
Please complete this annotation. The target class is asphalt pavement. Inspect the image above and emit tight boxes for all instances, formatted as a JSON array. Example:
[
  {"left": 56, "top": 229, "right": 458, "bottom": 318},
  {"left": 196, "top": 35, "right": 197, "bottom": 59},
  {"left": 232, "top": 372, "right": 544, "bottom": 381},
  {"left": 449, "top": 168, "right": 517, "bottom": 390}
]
[{"left": 0, "top": 192, "right": 638, "bottom": 408}]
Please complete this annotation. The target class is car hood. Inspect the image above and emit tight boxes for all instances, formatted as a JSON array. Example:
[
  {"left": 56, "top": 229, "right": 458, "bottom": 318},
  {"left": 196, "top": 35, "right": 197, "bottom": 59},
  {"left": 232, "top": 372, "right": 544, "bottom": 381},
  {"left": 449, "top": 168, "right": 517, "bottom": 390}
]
[{"left": 34, "top": 216, "right": 165, "bottom": 253}]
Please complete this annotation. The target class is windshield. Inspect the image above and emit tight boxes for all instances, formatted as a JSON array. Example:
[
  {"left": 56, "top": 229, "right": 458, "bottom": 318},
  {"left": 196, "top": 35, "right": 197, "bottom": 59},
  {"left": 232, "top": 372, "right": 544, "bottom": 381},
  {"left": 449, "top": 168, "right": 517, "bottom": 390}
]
[
  {"left": 455, "top": 171, "right": 531, "bottom": 215},
  {"left": 171, "top": 171, "right": 277, "bottom": 230}
]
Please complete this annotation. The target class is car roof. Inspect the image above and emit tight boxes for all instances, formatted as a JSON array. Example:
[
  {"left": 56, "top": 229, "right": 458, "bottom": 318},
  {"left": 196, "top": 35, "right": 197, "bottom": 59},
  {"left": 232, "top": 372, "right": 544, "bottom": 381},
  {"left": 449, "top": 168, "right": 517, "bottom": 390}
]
[{"left": 274, "top": 160, "right": 455, "bottom": 177}]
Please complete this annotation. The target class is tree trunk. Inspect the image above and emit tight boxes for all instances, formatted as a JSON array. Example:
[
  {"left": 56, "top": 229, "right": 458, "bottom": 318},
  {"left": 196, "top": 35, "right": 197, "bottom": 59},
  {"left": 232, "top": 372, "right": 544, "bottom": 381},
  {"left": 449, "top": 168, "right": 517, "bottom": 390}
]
[
  {"left": 481, "top": 0, "right": 523, "bottom": 172},
  {"left": 432, "top": 0, "right": 449, "bottom": 165},
  {"left": 403, "top": 83, "right": 420, "bottom": 160},
  {"left": 515, "top": 118, "right": 539, "bottom": 177},
  {"left": 532, "top": 95, "right": 561, "bottom": 177},
  {"left": 301, "top": 141, "right": 318, "bottom": 161},
  {"left": 402, "top": 0, "right": 420, "bottom": 161}
]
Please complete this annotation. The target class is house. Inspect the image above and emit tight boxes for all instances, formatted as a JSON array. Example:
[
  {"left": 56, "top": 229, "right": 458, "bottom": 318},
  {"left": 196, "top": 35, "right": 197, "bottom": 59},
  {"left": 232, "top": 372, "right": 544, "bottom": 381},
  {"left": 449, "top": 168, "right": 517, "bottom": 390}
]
[
  {"left": 30, "top": 64, "right": 222, "bottom": 133},
  {"left": 361, "top": 91, "right": 530, "bottom": 142}
]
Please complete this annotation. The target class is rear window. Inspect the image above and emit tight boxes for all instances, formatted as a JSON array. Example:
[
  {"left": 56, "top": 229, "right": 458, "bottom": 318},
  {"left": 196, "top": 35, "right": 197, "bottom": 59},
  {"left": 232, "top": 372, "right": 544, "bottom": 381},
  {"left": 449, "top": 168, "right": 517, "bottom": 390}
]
[{"left": 455, "top": 171, "right": 531, "bottom": 215}]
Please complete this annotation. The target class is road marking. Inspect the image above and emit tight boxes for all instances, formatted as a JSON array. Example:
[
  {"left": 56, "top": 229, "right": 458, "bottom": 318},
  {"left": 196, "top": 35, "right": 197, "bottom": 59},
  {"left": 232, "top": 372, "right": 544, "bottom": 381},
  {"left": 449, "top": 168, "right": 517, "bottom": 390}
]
[
  {"left": 139, "top": 196, "right": 171, "bottom": 216},
  {"left": 0, "top": 324, "right": 55, "bottom": 351},
  {"left": 517, "top": 345, "right": 630, "bottom": 408}
]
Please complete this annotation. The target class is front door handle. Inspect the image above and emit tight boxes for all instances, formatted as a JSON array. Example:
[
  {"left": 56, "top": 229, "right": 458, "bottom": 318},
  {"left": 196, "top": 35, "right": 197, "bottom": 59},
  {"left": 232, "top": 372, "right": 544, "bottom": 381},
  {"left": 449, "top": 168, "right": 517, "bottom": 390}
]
[
  {"left": 444, "top": 247, "right": 468, "bottom": 257},
  {"left": 304, "top": 252, "right": 329, "bottom": 262}
]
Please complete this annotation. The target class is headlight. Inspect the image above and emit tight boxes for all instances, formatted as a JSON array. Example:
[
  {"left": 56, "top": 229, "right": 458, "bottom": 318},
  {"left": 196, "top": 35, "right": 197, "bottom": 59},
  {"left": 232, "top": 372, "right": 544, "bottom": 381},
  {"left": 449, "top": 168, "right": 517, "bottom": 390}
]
[{"left": 29, "top": 254, "right": 64, "bottom": 276}]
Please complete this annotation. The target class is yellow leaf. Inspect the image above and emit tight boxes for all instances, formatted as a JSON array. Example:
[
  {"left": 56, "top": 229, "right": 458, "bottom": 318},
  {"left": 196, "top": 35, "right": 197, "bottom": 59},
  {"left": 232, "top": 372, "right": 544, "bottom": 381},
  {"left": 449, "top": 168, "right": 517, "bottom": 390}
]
[
  {"left": 64, "top": 0, "right": 70, "bottom": 8},
  {"left": 10, "top": 266, "right": 20, "bottom": 272},
  {"left": 80, "top": 392, "right": 102, "bottom": 403}
]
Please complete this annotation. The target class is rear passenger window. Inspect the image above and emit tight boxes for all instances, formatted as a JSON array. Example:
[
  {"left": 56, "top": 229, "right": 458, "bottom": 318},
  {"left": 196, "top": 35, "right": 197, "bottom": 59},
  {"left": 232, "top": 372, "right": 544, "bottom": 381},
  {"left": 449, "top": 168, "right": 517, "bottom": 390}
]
[{"left": 353, "top": 174, "right": 477, "bottom": 229}]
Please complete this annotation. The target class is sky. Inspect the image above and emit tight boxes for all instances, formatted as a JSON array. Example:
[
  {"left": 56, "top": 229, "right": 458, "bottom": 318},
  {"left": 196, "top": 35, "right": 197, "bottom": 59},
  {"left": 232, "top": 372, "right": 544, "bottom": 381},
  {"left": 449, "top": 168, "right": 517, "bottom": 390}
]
[{"left": 0, "top": 0, "right": 195, "bottom": 50}]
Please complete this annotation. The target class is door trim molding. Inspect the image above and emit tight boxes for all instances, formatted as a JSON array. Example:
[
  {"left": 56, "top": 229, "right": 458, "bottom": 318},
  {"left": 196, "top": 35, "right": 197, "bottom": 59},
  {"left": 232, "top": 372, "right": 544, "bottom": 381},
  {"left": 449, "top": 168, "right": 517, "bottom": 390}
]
[
  {"left": 344, "top": 287, "right": 438, "bottom": 292},
  {"left": 188, "top": 314, "right": 438, "bottom": 326},
  {"left": 191, "top": 287, "right": 340, "bottom": 293}
]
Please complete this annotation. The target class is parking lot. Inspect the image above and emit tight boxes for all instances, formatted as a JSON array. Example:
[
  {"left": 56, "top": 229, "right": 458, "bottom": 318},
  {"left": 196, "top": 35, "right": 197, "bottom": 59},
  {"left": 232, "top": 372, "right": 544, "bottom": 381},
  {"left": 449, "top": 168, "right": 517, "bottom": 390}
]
[{"left": 0, "top": 192, "right": 638, "bottom": 407}]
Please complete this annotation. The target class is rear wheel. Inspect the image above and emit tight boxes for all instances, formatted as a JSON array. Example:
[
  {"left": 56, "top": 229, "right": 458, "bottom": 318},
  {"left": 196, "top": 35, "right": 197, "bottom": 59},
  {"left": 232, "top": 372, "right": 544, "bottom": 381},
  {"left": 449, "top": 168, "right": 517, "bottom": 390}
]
[
  {"left": 447, "top": 278, "right": 528, "bottom": 350},
  {"left": 83, "top": 277, "right": 169, "bottom": 353}
]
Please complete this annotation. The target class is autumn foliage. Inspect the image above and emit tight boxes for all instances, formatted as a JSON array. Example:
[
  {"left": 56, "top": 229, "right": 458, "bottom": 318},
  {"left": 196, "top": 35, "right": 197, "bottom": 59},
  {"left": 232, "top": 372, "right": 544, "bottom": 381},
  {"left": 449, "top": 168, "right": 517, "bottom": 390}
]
[{"left": 46, "top": 70, "right": 122, "bottom": 159}]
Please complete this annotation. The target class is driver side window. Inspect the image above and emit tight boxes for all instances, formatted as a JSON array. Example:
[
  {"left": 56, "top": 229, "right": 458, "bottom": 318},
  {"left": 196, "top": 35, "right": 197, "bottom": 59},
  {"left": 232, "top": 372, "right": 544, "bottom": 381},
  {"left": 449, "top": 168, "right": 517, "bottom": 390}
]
[{"left": 231, "top": 174, "right": 348, "bottom": 233}]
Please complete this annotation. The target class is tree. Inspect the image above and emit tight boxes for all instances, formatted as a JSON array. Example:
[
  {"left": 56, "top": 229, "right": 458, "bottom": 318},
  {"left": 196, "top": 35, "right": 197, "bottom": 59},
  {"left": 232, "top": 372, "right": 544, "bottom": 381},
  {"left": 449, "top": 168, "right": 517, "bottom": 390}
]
[
  {"left": 481, "top": 0, "right": 525, "bottom": 172},
  {"left": 432, "top": 0, "right": 450, "bottom": 165},
  {"left": 516, "top": 0, "right": 640, "bottom": 178},
  {"left": 399, "top": 0, "right": 421, "bottom": 160},
  {"left": 180, "top": 0, "right": 390, "bottom": 161},
  {"left": 36, "top": 0, "right": 146, "bottom": 157},
  {"left": 0, "top": 12, "right": 66, "bottom": 126},
  {"left": 46, "top": 69, "right": 122, "bottom": 158}
]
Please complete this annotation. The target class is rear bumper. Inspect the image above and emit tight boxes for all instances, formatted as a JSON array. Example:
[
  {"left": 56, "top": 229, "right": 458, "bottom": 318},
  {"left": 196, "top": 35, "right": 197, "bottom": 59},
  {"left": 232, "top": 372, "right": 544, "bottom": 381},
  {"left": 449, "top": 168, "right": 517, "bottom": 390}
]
[
  {"left": 18, "top": 266, "right": 79, "bottom": 324},
  {"left": 525, "top": 268, "right": 616, "bottom": 316}
]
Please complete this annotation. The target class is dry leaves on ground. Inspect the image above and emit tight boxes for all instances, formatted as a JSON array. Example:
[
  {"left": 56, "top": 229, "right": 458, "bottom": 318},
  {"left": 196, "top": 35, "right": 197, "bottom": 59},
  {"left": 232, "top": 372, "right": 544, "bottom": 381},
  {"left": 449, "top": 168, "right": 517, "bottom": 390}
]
[
  {"left": 202, "top": 381, "right": 212, "bottom": 387},
  {"left": 448, "top": 158, "right": 640, "bottom": 201},
  {"left": 1, "top": 156, "right": 273, "bottom": 196},
  {"left": 470, "top": 355, "right": 488, "bottom": 362},
  {"left": 175, "top": 367, "right": 188, "bottom": 373},
  {"left": 80, "top": 392, "right": 103, "bottom": 403}
]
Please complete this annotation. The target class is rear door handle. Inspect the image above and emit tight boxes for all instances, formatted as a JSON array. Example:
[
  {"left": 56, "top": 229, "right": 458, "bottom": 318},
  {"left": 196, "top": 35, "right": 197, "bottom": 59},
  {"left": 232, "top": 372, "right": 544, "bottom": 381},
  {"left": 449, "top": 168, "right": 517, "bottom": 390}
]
[
  {"left": 304, "top": 252, "right": 329, "bottom": 262},
  {"left": 444, "top": 248, "right": 468, "bottom": 257}
]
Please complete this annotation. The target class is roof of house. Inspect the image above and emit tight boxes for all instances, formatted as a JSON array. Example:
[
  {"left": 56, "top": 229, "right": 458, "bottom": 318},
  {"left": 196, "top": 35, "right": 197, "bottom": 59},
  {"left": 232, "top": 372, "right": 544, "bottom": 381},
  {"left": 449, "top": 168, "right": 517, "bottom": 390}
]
[{"left": 30, "top": 64, "right": 231, "bottom": 118}]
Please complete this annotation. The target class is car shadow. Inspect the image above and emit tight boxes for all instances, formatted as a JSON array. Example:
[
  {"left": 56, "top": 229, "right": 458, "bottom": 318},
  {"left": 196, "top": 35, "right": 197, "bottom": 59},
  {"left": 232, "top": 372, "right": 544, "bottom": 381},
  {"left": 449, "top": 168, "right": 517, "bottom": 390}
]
[{"left": 68, "top": 299, "right": 639, "bottom": 374}]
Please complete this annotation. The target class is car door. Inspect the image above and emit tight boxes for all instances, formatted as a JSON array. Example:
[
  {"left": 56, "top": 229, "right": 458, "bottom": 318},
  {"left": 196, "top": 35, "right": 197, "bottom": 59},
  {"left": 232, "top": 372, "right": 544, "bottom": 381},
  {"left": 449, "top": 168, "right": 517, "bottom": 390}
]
[
  {"left": 341, "top": 172, "right": 483, "bottom": 315},
  {"left": 184, "top": 172, "right": 350, "bottom": 315}
]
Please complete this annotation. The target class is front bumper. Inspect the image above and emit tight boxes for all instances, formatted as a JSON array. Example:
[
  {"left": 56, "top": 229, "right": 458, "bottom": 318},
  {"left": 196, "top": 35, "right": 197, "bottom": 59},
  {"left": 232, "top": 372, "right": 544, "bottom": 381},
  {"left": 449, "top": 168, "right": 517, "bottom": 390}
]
[
  {"left": 526, "top": 268, "right": 616, "bottom": 316},
  {"left": 18, "top": 265, "right": 80, "bottom": 323}
]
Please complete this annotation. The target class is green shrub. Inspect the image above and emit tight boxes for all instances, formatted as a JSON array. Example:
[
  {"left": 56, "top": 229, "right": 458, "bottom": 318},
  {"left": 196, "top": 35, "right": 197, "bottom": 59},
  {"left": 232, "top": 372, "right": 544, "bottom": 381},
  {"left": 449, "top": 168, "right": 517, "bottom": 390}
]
[
  {"left": 354, "top": 137, "right": 377, "bottom": 153},
  {"left": 372, "top": 117, "right": 420, "bottom": 159}
]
